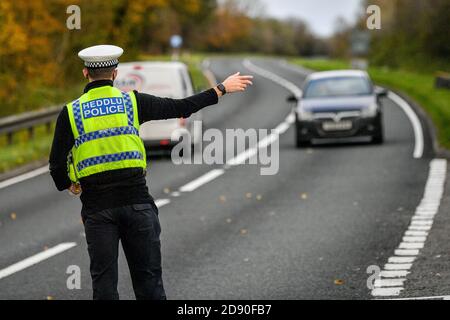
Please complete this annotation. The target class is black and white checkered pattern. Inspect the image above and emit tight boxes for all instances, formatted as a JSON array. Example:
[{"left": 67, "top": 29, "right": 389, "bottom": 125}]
[{"left": 85, "top": 59, "right": 119, "bottom": 69}]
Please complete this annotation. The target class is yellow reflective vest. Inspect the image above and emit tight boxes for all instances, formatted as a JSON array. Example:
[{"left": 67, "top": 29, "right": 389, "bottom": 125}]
[{"left": 66, "top": 85, "right": 146, "bottom": 182}]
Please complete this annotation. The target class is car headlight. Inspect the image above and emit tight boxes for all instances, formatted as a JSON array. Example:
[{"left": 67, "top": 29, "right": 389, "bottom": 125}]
[
  {"left": 297, "top": 108, "right": 314, "bottom": 121},
  {"left": 361, "top": 103, "right": 379, "bottom": 118}
]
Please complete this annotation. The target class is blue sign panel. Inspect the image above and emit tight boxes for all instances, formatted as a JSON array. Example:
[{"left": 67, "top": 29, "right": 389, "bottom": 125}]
[{"left": 82, "top": 98, "right": 125, "bottom": 119}]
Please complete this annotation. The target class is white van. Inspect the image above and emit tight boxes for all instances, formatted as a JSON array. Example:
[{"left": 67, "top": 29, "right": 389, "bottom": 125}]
[{"left": 114, "top": 61, "right": 202, "bottom": 147}]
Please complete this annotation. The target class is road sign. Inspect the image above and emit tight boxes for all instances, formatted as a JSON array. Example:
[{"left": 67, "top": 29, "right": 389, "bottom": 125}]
[
  {"left": 350, "top": 31, "right": 371, "bottom": 56},
  {"left": 170, "top": 35, "right": 183, "bottom": 49}
]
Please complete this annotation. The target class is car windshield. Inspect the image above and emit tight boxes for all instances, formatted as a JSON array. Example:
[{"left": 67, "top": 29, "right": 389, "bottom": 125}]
[{"left": 304, "top": 76, "right": 372, "bottom": 99}]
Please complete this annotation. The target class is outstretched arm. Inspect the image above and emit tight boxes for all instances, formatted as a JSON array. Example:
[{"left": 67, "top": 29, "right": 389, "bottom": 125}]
[
  {"left": 137, "top": 72, "right": 253, "bottom": 123},
  {"left": 213, "top": 72, "right": 254, "bottom": 97}
]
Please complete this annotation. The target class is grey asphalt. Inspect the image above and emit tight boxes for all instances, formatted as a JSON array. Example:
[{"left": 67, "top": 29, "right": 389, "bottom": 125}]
[{"left": 0, "top": 58, "right": 436, "bottom": 300}]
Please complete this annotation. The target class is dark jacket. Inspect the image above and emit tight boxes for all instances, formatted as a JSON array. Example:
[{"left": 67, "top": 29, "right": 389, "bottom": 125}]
[{"left": 49, "top": 80, "right": 218, "bottom": 214}]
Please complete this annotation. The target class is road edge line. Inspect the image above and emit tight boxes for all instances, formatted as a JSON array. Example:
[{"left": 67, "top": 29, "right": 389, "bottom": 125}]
[{"left": 371, "top": 159, "right": 447, "bottom": 298}]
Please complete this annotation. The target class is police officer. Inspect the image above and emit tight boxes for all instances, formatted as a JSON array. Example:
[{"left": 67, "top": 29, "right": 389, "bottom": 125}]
[{"left": 49, "top": 45, "right": 253, "bottom": 300}]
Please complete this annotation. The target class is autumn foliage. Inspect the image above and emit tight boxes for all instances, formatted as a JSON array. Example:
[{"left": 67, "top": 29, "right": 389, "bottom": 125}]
[{"left": 0, "top": 0, "right": 323, "bottom": 117}]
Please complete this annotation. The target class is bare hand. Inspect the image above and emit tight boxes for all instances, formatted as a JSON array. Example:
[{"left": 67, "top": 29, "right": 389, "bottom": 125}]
[
  {"left": 68, "top": 183, "right": 82, "bottom": 196},
  {"left": 221, "top": 72, "right": 254, "bottom": 94}
]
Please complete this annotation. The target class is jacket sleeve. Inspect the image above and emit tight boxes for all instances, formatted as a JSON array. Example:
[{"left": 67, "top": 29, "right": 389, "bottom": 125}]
[
  {"left": 135, "top": 88, "right": 218, "bottom": 124},
  {"left": 49, "top": 106, "right": 74, "bottom": 191}
]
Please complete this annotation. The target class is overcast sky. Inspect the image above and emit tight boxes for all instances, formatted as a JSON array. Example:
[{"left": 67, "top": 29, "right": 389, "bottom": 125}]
[{"left": 258, "top": 0, "right": 363, "bottom": 37}]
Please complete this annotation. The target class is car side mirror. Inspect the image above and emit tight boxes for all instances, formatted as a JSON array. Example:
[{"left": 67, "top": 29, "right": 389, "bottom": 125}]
[
  {"left": 287, "top": 94, "right": 299, "bottom": 103},
  {"left": 376, "top": 88, "right": 388, "bottom": 98}
]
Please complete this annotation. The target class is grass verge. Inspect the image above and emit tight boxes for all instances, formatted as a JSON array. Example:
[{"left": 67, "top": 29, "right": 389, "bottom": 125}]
[
  {"left": 290, "top": 58, "right": 450, "bottom": 150},
  {"left": 0, "top": 54, "right": 210, "bottom": 176}
]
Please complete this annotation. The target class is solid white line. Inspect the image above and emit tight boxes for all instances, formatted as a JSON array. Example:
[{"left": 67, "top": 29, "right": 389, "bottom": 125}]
[
  {"left": 155, "top": 199, "right": 171, "bottom": 208},
  {"left": 0, "top": 166, "right": 49, "bottom": 190},
  {"left": 243, "top": 59, "right": 303, "bottom": 97},
  {"left": 0, "top": 242, "right": 77, "bottom": 280},
  {"left": 179, "top": 169, "right": 225, "bottom": 193},
  {"left": 387, "top": 295, "right": 450, "bottom": 300},
  {"left": 387, "top": 92, "right": 424, "bottom": 159}
]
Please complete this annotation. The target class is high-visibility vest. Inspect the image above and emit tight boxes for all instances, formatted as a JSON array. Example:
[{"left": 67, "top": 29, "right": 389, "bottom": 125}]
[{"left": 66, "top": 86, "right": 146, "bottom": 182}]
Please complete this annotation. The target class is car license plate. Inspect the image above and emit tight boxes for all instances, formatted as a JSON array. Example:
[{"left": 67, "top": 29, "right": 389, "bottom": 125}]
[{"left": 322, "top": 121, "right": 353, "bottom": 131}]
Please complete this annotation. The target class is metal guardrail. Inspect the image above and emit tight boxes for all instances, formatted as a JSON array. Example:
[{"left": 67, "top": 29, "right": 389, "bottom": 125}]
[
  {"left": 436, "top": 72, "right": 450, "bottom": 89},
  {"left": 0, "top": 106, "right": 61, "bottom": 144}
]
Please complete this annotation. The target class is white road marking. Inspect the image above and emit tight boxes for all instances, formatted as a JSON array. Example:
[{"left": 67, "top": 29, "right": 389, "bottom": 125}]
[
  {"left": 0, "top": 166, "right": 49, "bottom": 190},
  {"left": 405, "top": 231, "right": 428, "bottom": 237},
  {"left": 386, "top": 295, "right": 450, "bottom": 300},
  {"left": 374, "top": 278, "right": 406, "bottom": 288},
  {"left": 179, "top": 169, "right": 225, "bottom": 193},
  {"left": 154, "top": 199, "right": 171, "bottom": 208},
  {"left": 243, "top": 59, "right": 303, "bottom": 97},
  {"left": 403, "top": 236, "right": 427, "bottom": 243},
  {"left": 380, "top": 270, "right": 410, "bottom": 278},
  {"left": 395, "top": 249, "right": 420, "bottom": 256},
  {"left": 388, "top": 257, "right": 415, "bottom": 263},
  {"left": 408, "top": 225, "right": 431, "bottom": 231},
  {"left": 387, "top": 92, "right": 424, "bottom": 159},
  {"left": 0, "top": 242, "right": 77, "bottom": 280},
  {"left": 384, "top": 263, "right": 413, "bottom": 271},
  {"left": 372, "top": 159, "right": 447, "bottom": 297},
  {"left": 372, "top": 287, "right": 404, "bottom": 297}
]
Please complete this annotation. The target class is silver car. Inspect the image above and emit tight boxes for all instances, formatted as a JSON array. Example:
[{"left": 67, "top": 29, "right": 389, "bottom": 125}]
[
  {"left": 288, "top": 70, "right": 387, "bottom": 147},
  {"left": 114, "top": 61, "right": 202, "bottom": 148}
]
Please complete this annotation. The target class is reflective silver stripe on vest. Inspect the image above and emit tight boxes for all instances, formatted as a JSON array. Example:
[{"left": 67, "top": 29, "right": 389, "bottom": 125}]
[
  {"left": 74, "top": 126, "right": 139, "bottom": 148},
  {"left": 77, "top": 151, "right": 144, "bottom": 172}
]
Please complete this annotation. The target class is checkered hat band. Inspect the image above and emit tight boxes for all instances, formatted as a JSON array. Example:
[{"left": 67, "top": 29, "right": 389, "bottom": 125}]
[
  {"left": 85, "top": 59, "right": 119, "bottom": 69},
  {"left": 74, "top": 126, "right": 139, "bottom": 148},
  {"left": 77, "top": 151, "right": 144, "bottom": 172}
]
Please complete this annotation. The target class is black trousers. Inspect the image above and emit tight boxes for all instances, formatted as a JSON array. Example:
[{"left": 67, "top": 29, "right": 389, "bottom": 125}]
[{"left": 82, "top": 202, "right": 166, "bottom": 300}]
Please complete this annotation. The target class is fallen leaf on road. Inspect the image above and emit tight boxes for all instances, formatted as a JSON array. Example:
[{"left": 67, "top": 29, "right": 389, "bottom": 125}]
[
  {"left": 245, "top": 193, "right": 252, "bottom": 199},
  {"left": 219, "top": 195, "right": 227, "bottom": 203},
  {"left": 46, "top": 296, "right": 54, "bottom": 300},
  {"left": 300, "top": 193, "right": 308, "bottom": 200},
  {"left": 10, "top": 212, "right": 17, "bottom": 220},
  {"left": 334, "top": 279, "right": 344, "bottom": 285},
  {"left": 256, "top": 194, "right": 263, "bottom": 201},
  {"left": 240, "top": 229, "right": 248, "bottom": 235},
  {"left": 163, "top": 188, "right": 170, "bottom": 194}
]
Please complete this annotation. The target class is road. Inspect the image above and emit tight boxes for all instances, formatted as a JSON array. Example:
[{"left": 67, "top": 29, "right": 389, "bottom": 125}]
[{"left": 0, "top": 58, "right": 437, "bottom": 300}]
